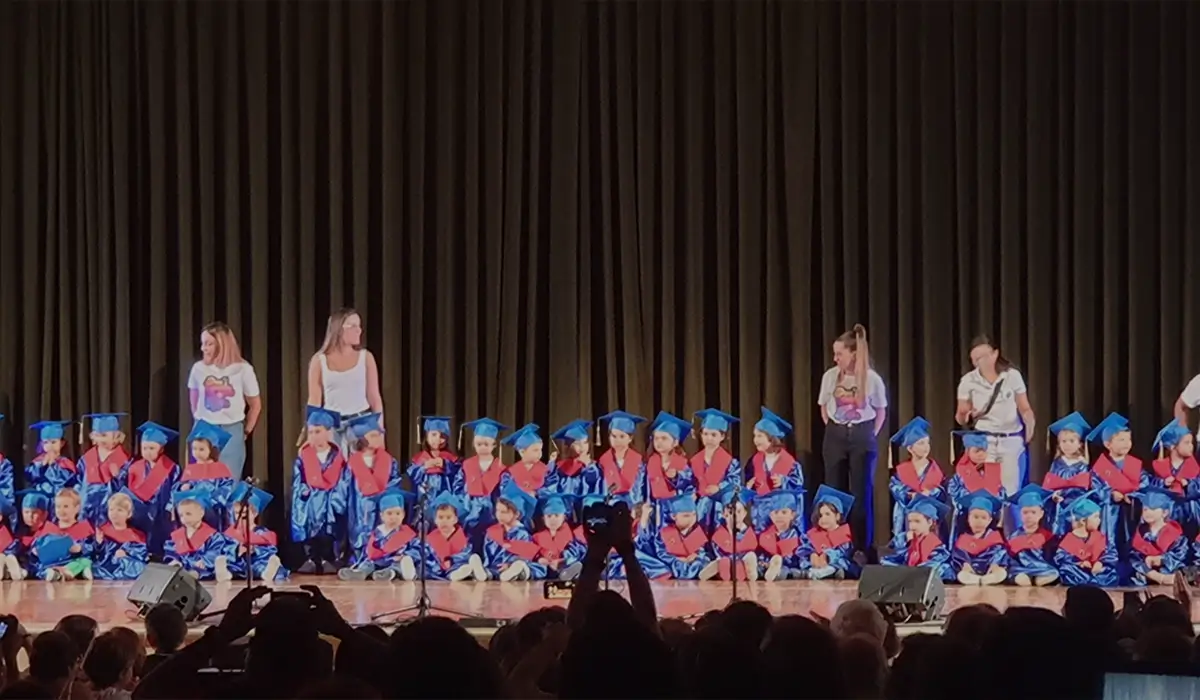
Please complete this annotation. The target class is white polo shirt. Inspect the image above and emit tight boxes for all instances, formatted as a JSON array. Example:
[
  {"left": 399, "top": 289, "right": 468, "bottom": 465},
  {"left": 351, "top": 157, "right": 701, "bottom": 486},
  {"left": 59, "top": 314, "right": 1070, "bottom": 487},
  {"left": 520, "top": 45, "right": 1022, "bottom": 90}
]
[
  {"left": 818, "top": 367, "right": 888, "bottom": 425},
  {"left": 956, "top": 368, "right": 1027, "bottom": 435}
]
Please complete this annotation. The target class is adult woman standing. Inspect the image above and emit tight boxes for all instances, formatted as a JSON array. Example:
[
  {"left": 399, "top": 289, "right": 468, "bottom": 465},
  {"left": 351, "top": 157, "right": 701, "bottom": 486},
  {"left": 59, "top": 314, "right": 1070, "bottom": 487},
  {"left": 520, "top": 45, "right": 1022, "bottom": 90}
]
[
  {"left": 954, "top": 335, "right": 1037, "bottom": 531},
  {"left": 186, "top": 322, "right": 262, "bottom": 481},
  {"left": 818, "top": 324, "right": 888, "bottom": 554},
  {"left": 307, "top": 308, "right": 384, "bottom": 454}
]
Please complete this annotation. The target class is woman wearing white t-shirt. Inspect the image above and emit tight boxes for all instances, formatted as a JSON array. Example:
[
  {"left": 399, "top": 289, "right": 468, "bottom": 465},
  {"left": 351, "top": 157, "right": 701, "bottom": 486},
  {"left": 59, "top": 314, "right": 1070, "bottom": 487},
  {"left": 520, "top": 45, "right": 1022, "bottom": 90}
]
[
  {"left": 307, "top": 307, "right": 384, "bottom": 454},
  {"left": 1174, "top": 373, "right": 1200, "bottom": 430},
  {"left": 186, "top": 322, "right": 262, "bottom": 481},
  {"left": 954, "top": 335, "right": 1037, "bottom": 530}
]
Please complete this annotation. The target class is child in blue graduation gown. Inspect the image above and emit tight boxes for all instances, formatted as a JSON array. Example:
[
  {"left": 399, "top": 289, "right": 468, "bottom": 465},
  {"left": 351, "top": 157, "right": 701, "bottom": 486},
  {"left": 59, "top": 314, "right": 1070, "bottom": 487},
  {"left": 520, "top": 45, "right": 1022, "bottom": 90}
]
[
  {"left": 1086, "top": 413, "right": 1147, "bottom": 554},
  {"left": 163, "top": 489, "right": 234, "bottom": 581},
  {"left": 16, "top": 492, "right": 52, "bottom": 579},
  {"left": 748, "top": 408, "right": 806, "bottom": 528},
  {"left": 454, "top": 418, "right": 509, "bottom": 543},
  {"left": 425, "top": 492, "right": 487, "bottom": 581},
  {"left": 595, "top": 411, "right": 648, "bottom": 507},
  {"left": 344, "top": 413, "right": 402, "bottom": 567},
  {"left": 757, "top": 490, "right": 806, "bottom": 582},
  {"left": 888, "top": 418, "right": 946, "bottom": 542},
  {"left": 120, "top": 422, "right": 182, "bottom": 557},
  {"left": 408, "top": 416, "right": 460, "bottom": 498},
  {"left": 951, "top": 491, "right": 1009, "bottom": 586},
  {"left": 644, "top": 412, "right": 696, "bottom": 527},
  {"left": 484, "top": 483, "right": 546, "bottom": 582},
  {"left": 177, "top": 421, "right": 235, "bottom": 530},
  {"left": 1043, "top": 412, "right": 1093, "bottom": 536},
  {"left": 0, "top": 413, "right": 13, "bottom": 525},
  {"left": 1005, "top": 485, "right": 1058, "bottom": 586},
  {"left": 799, "top": 485, "right": 859, "bottom": 581},
  {"left": 291, "top": 407, "right": 351, "bottom": 575},
  {"left": 222, "top": 483, "right": 287, "bottom": 582},
  {"left": 92, "top": 491, "right": 148, "bottom": 581},
  {"left": 339, "top": 488, "right": 426, "bottom": 582},
  {"left": 77, "top": 413, "right": 131, "bottom": 526},
  {"left": 38, "top": 487, "right": 95, "bottom": 581},
  {"left": 1148, "top": 422, "right": 1200, "bottom": 537},
  {"left": 1054, "top": 493, "right": 1119, "bottom": 587},
  {"left": 690, "top": 409, "right": 742, "bottom": 532},
  {"left": 0, "top": 496, "right": 19, "bottom": 580},
  {"left": 1128, "top": 487, "right": 1189, "bottom": 587},
  {"left": 651, "top": 493, "right": 715, "bottom": 580},
  {"left": 880, "top": 496, "right": 954, "bottom": 582},
  {"left": 947, "top": 432, "right": 1007, "bottom": 540},
  {"left": 25, "top": 421, "right": 78, "bottom": 499},
  {"left": 532, "top": 494, "right": 585, "bottom": 580},
  {"left": 500, "top": 424, "right": 550, "bottom": 497},
  {"left": 545, "top": 420, "right": 604, "bottom": 497},
  {"left": 705, "top": 486, "right": 759, "bottom": 581}
]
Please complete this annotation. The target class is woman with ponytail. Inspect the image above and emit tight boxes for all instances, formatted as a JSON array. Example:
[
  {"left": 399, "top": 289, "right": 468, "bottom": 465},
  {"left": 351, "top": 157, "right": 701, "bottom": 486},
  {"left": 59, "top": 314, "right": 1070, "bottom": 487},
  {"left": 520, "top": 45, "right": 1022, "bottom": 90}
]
[{"left": 818, "top": 324, "right": 889, "bottom": 555}]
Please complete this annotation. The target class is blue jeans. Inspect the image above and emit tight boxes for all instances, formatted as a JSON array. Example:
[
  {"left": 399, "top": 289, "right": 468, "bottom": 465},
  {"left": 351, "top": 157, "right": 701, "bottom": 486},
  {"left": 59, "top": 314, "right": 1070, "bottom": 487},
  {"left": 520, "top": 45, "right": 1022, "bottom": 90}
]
[{"left": 219, "top": 421, "right": 246, "bottom": 481}]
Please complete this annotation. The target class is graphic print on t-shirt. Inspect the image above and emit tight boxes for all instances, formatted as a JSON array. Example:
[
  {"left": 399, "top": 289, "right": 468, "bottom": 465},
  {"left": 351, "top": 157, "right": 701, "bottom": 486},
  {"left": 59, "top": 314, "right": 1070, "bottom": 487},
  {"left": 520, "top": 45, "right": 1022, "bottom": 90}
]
[
  {"left": 832, "top": 375, "right": 862, "bottom": 423},
  {"left": 202, "top": 376, "right": 236, "bottom": 412}
]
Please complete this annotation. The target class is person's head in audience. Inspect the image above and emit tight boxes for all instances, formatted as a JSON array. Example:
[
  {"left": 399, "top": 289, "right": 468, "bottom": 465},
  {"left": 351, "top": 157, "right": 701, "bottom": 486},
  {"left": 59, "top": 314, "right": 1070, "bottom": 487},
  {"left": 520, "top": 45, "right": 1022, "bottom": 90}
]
[
  {"left": 831, "top": 600, "right": 887, "bottom": 646},
  {"left": 692, "top": 609, "right": 723, "bottom": 632},
  {"left": 658, "top": 618, "right": 694, "bottom": 651},
  {"left": 487, "top": 624, "right": 521, "bottom": 674},
  {"left": 335, "top": 624, "right": 390, "bottom": 682},
  {"left": 83, "top": 632, "right": 137, "bottom": 694},
  {"left": 840, "top": 632, "right": 887, "bottom": 699},
  {"left": 559, "top": 591, "right": 677, "bottom": 699},
  {"left": 760, "top": 615, "right": 844, "bottom": 699},
  {"left": 885, "top": 633, "right": 942, "bottom": 700},
  {"left": 53, "top": 615, "right": 98, "bottom": 655},
  {"left": 144, "top": 604, "right": 187, "bottom": 655},
  {"left": 516, "top": 607, "right": 568, "bottom": 657},
  {"left": 28, "top": 631, "right": 80, "bottom": 698},
  {"left": 943, "top": 603, "right": 1000, "bottom": 650},
  {"left": 390, "top": 616, "right": 506, "bottom": 698},
  {"left": 719, "top": 600, "right": 773, "bottom": 650},
  {"left": 676, "top": 625, "right": 762, "bottom": 699},
  {"left": 1063, "top": 585, "right": 1115, "bottom": 637},
  {"left": 245, "top": 595, "right": 332, "bottom": 695},
  {"left": 1135, "top": 626, "right": 1194, "bottom": 665},
  {"left": 105, "top": 627, "right": 145, "bottom": 681},
  {"left": 1138, "top": 595, "right": 1194, "bottom": 639},
  {"left": 980, "top": 607, "right": 1097, "bottom": 700}
]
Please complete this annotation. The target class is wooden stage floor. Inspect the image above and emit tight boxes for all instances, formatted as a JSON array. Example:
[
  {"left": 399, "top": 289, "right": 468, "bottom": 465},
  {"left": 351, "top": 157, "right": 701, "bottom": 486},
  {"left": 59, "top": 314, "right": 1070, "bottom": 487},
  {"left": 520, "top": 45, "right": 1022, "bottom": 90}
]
[{"left": 0, "top": 576, "right": 1157, "bottom": 634}]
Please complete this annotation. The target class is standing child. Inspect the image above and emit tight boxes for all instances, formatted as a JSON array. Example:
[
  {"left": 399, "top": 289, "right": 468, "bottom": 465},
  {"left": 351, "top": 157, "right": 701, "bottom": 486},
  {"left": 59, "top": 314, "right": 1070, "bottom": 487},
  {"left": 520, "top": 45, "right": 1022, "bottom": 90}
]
[
  {"left": 92, "top": 491, "right": 149, "bottom": 581},
  {"left": 25, "top": 421, "right": 76, "bottom": 499},
  {"left": 41, "top": 488, "right": 95, "bottom": 581},
  {"left": 339, "top": 488, "right": 424, "bottom": 582},
  {"left": 880, "top": 496, "right": 954, "bottom": 582},
  {"left": 78, "top": 413, "right": 130, "bottom": 526},
  {"left": 291, "top": 406, "right": 350, "bottom": 574},
  {"left": 1085, "top": 413, "right": 1146, "bottom": 554},
  {"left": 888, "top": 417, "right": 946, "bottom": 541},
  {"left": 533, "top": 494, "right": 585, "bottom": 580},
  {"left": 483, "top": 483, "right": 545, "bottom": 582},
  {"left": 690, "top": 409, "right": 742, "bottom": 532},
  {"left": 425, "top": 492, "right": 487, "bottom": 581},
  {"left": 408, "top": 417, "right": 459, "bottom": 498},
  {"left": 222, "top": 482, "right": 287, "bottom": 583},
  {"left": 705, "top": 486, "right": 758, "bottom": 582},
  {"left": 951, "top": 491, "right": 1008, "bottom": 586},
  {"left": 595, "top": 411, "right": 647, "bottom": 507},
  {"left": 799, "top": 485, "right": 859, "bottom": 581},
  {"left": 545, "top": 420, "right": 603, "bottom": 497},
  {"left": 947, "top": 432, "right": 1007, "bottom": 540},
  {"left": 178, "top": 420, "right": 235, "bottom": 530},
  {"left": 344, "top": 412, "right": 401, "bottom": 567},
  {"left": 748, "top": 407, "right": 805, "bottom": 529},
  {"left": 454, "top": 418, "right": 509, "bottom": 542},
  {"left": 1005, "top": 484, "right": 1058, "bottom": 587},
  {"left": 500, "top": 424, "right": 549, "bottom": 497},
  {"left": 163, "top": 489, "right": 233, "bottom": 581},
  {"left": 651, "top": 493, "right": 715, "bottom": 580},
  {"left": 1054, "top": 493, "right": 1118, "bottom": 587},
  {"left": 1128, "top": 487, "right": 1189, "bottom": 586},
  {"left": 1149, "top": 422, "right": 1200, "bottom": 537},
  {"left": 1043, "top": 412, "right": 1093, "bottom": 536},
  {"left": 758, "top": 490, "right": 806, "bottom": 582},
  {"left": 121, "top": 422, "right": 182, "bottom": 557},
  {"left": 644, "top": 412, "right": 696, "bottom": 527}
]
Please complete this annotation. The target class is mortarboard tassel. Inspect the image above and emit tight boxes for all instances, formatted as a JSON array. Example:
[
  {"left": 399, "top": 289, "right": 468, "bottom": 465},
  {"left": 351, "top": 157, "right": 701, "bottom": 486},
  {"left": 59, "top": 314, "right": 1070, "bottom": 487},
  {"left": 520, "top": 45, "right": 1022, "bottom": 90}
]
[
  {"left": 595, "top": 421, "right": 601, "bottom": 447},
  {"left": 888, "top": 441, "right": 894, "bottom": 472},
  {"left": 457, "top": 424, "right": 464, "bottom": 453}
]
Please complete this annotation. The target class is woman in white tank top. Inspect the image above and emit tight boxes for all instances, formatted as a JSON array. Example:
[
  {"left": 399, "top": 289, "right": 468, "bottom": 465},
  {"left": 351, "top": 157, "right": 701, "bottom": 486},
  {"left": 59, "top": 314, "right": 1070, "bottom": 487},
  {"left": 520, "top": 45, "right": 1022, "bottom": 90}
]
[{"left": 307, "top": 308, "right": 384, "bottom": 454}]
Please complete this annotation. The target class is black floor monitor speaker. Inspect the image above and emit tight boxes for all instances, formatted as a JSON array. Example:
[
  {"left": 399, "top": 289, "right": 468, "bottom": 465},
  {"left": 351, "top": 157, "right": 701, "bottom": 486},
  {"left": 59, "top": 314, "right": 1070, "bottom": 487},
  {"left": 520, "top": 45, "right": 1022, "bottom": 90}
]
[
  {"left": 856, "top": 564, "right": 945, "bottom": 623},
  {"left": 127, "top": 563, "right": 213, "bottom": 621}
]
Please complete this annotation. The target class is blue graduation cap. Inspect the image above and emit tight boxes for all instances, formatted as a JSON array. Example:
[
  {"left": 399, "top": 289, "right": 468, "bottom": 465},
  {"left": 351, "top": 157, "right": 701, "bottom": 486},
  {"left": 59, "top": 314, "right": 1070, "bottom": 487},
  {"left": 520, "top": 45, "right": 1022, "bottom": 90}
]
[
  {"left": 19, "top": 490, "right": 50, "bottom": 512},
  {"left": 378, "top": 488, "right": 416, "bottom": 513},
  {"left": 649, "top": 411, "right": 692, "bottom": 443},
  {"left": 498, "top": 482, "right": 536, "bottom": 520},
  {"left": 755, "top": 407, "right": 794, "bottom": 439},
  {"left": 694, "top": 408, "right": 739, "bottom": 433},
  {"left": 500, "top": 423, "right": 543, "bottom": 452},
  {"left": 187, "top": 420, "right": 232, "bottom": 452},
  {"left": 715, "top": 483, "right": 756, "bottom": 509},
  {"left": 35, "top": 534, "right": 74, "bottom": 566},
  {"left": 172, "top": 487, "right": 216, "bottom": 513},
  {"left": 666, "top": 492, "right": 698, "bottom": 516},
  {"left": 83, "top": 413, "right": 127, "bottom": 434},
  {"left": 305, "top": 406, "right": 341, "bottom": 430},
  {"left": 551, "top": 420, "right": 593, "bottom": 444},
  {"left": 580, "top": 494, "right": 606, "bottom": 509},
  {"left": 1065, "top": 491, "right": 1102, "bottom": 521},
  {"left": 1085, "top": 412, "right": 1131, "bottom": 444},
  {"left": 1048, "top": 412, "right": 1092, "bottom": 438},
  {"left": 1128, "top": 486, "right": 1178, "bottom": 513},
  {"left": 29, "top": 421, "right": 71, "bottom": 442},
  {"left": 462, "top": 417, "right": 509, "bottom": 440},
  {"left": 421, "top": 416, "right": 452, "bottom": 435},
  {"left": 231, "top": 482, "right": 273, "bottom": 513},
  {"left": 965, "top": 490, "right": 1002, "bottom": 517},
  {"left": 954, "top": 430, "right": 989, "bottom": 451},
  {"left": 906, "top": 495, "right": 950, "bottom": 522},
  {"left": 347, "top": 412, "right": 385, "bottom": 440},
  {"left": 137, "top": 421, "right": 179, "bottom": 446},
  {"left": 427, "top": 492, "right": 467, "bottom": 521},
  {"left": 762, "top": 489, "right": 801, "bottom": 513},
  {"left": 813, "top": 484, "right": 854, "bottom": 517},
  {"left": 1010, "top": 484, "right": 1053, "bottom": 509},
  {"left": 1153, "top": 422, "right": 1191, "bottom": 452},
  {"left": 537, "top": 493, "right": 577, "bottom": 519},
  {"left": 890, "top": 417, "right": 932, "bottom": 448},
  {"left": 598, "top": 410, "right": 647, "bottom": 436}
]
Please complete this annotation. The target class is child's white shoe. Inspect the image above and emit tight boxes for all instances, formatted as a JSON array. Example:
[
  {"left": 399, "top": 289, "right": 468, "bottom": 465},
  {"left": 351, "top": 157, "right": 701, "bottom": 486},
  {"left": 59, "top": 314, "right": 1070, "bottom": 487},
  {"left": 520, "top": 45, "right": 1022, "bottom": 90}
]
[
  {"left": 698, "top": 560, "right": 720, "bottom": 581},
  {"left": 262, "top": 556, "right": 282, "bottom": 583},
  {"left": 449, "top": 564, "right": 473, "bottom": 581},
  {"left": 214, "top": 556, "right": 233, "bottom": 583},
  {"left": 398, "top": 556, "right": 417, "bottom": 581},
  {"left": 2, "top": 555, "right": 25, "bottom": 581},
  {"left": 469, "top": 554, "right": 488, "bottom": 581},
  {"left": 1034, "top": 573, "right": 1059, "bottom": 587},
  {"left": 744, "top": 553, "right": 759, "bottom": 581},
  {"left": 1012, "top": 573, "right": 1032, "bottom": 587},
  {"left": 43, "top": 569, "right": 60, "bottom": 582},
  {"left": 499, "top": 561, "right": 523, "bottom": 582},
  {"left": 764, "top": 555, "right": 783, "bottom": 582},
  {"left": 80, "top": 561, "right": 93, "bottom": 581}
]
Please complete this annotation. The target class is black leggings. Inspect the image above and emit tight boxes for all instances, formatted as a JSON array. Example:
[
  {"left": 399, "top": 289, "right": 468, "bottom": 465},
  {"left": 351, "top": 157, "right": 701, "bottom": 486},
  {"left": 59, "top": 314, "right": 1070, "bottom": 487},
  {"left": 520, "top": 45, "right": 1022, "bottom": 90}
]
[{"left": 822, "top": 421, "right": 878, "bottom": 551}]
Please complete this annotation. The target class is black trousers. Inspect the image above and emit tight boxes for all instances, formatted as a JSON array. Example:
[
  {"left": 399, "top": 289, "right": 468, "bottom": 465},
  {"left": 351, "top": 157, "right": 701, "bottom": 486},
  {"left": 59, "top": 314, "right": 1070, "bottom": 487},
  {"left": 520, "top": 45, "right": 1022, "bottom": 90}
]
[{"left": 822, "top": 421, "right": 878, "bottom": 552}]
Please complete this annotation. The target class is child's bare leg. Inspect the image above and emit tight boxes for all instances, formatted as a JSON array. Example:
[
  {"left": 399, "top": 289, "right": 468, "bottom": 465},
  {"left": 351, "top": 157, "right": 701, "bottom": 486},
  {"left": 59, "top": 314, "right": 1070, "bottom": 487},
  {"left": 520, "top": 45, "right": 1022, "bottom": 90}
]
[{"left": 1012, "top": 573, "right": 1032, "bottom": 587}]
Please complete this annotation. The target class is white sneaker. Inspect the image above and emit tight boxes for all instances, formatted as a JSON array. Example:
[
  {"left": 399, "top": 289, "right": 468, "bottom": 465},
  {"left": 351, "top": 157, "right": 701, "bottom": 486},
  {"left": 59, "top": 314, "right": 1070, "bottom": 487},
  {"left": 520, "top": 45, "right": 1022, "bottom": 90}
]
[
  {"left": 262, "top": 556, "right": 282, "bottom": 583},
  {"left": 449, "top": 564, "right": 473, "bottom": 581},
  {"left": 5, "top": 555, "right": 26, "bottom": 581},
  {"left": 764, "top": 555, "right": 783, "bottom": 582},
  {"left": 469, "top": 554, "right": 488, "bottom": 581},
  {"left": 214, "top": 556, "right": 233, "bottom": 582},
  {"left": 744, "top": 553, "right": 759, "bottom": 581},
  {"left": 698, "top": 560, "right": 721, "bottom": 581},
  {"left": 43, "top": 569, "right": 60, "bottom": 582},
  {"left": 499, "top": 561, "right": 523, "bottom": 582},
  {"left": 398, "top": 556, "right": 417, "bottom": 581},
  {"left": 1034, "top": 573, "right": 1060, "bottom": 587}
]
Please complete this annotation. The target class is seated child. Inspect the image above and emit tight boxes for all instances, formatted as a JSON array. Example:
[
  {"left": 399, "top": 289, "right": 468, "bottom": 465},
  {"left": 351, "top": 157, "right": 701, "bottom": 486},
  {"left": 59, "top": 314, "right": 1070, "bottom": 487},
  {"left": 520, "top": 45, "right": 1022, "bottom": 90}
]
[
  {"left": 533, "top": 494, "right": 585, "bottom": 580},
  {"left": 39, "top": 487, "right": 96, "bottom": 582},
  {"left": 177, "top": 421, "right": 235, "bottom": 530},
  {"left": 78, "top": 413, "right": 130, "bottom": 526},
  {"left": 345, "top": 412, "right": 402, "bottom": 568},
  {"left": 291, "top": 406, "right": 349, "bottom": 575},
  {"left": 339, "top": 488, "right": 423, "bottom": 582},
  {"left": 888, "top": 417, "right": 946, "bottom": 541},
  {"left": 1005, "top": 484, "right": 1058, "bottom": 587},
  {"left": 951, "top": 491, "right": 1008, "bottom": 586},
  {"left": 545, "top": 420, "right": 604, "bottom": 497},
  {"left": 1086, "top": 413, "right": 1146, "bottom": 550},
  {"left": 1150, "top": 422, "right": 1200, "bottom": 536},
  {"left": 704, "top": 486, "right": 758, "bottom": 582},
  {"left": 121, "top": 421, "right": 182, "bottom": 557},
  {"left": 1042, "top": 412, "right": 1093, "bottom": 536},
  {"left": 15, "top": 491, "right": 52, "bottom": 578},
  {"left": 757, "top": 490, "right": 806, "bottom": 582},
  {"left": 799, "top": 485, "right": 859, "bottom": 581},
  {"left": 651, "top": 493, "right": 715, "bottom": 581},
  {"left": 690, "top": 409, "right": 741, "bottom": 531},
  {"left": 163, "top": 488, "right": 234, "bottom": 581},
  {"left": 880, "top": 495, "right": 954, "bottom": 582},
  {"left": 1053, "top": 492, "right": 1118, "bottom": 587},
  {"left": 408, "top": 416, "right": 459, "bottom": 498},
  {"left": 454, "top": 418, "right": 510, "bottom": 542},
  {"left": 484, "top": 483, "right": 546, "bottom": 582},
  {"left": 947, "top": 431, "right": 1007, "bottom": 539},
  {"left": 222, "top": 483, "right": 287, "bottom": 583},
  {"left": 92, "top": 491, "right": 149, "bottom": 581},
  {"left": 25, "top": 421, "right": 77, "bottom": 498},
  {"left": 1128, "top": 487, "right": 1189, "bottom": 586},
  {"left": 500, "top": 423, "right": 549, "bottom": 497},
  {"left": 425, "top": 492, "right": 487, "bottom": 581},
  {"left": 0, "top": 510, "right": 18, "bottom": 580}
]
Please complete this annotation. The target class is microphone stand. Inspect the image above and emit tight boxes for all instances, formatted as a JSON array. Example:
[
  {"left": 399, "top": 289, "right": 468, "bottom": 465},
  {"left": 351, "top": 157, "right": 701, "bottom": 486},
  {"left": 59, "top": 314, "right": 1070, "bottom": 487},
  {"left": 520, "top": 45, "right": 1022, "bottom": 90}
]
[{"left": 240, "top": 477, "right": 255, "bottom": 592}]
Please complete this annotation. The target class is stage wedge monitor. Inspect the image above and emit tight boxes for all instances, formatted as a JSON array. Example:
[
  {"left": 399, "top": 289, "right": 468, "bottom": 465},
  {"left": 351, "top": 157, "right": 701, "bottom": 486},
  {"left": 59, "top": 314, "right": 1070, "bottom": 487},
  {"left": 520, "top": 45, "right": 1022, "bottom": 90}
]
[
  {"left": 127, "top": 563, "right": 213, "bottom": 621},
  {"left": 856, "top": 564, "right": 945, "bottom": 623}
]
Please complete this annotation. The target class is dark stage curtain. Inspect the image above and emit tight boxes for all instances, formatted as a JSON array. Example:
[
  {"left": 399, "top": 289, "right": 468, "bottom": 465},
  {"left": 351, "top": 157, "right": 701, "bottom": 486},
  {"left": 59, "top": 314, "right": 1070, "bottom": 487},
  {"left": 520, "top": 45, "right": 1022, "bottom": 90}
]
[{"left": 2, "top": 0, "right": 1199, "bottom": 543}]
